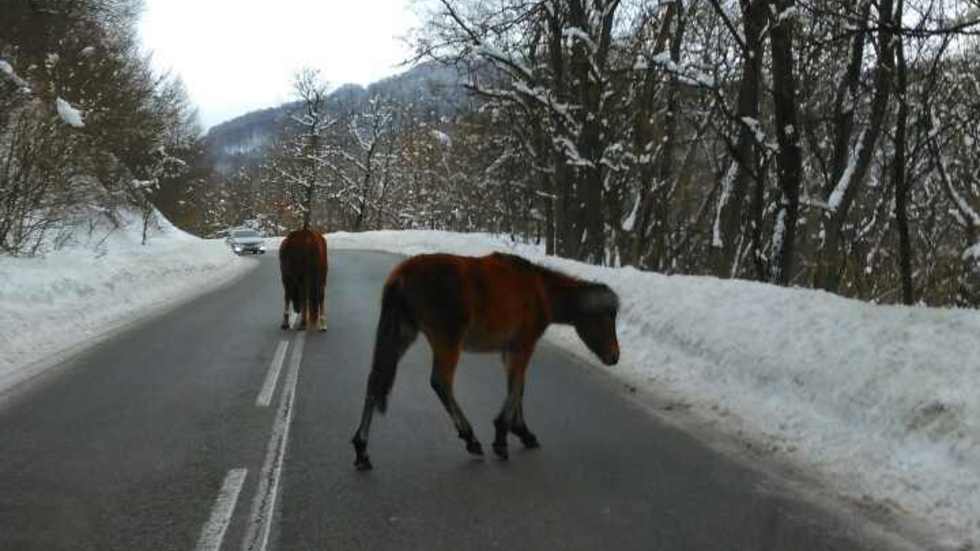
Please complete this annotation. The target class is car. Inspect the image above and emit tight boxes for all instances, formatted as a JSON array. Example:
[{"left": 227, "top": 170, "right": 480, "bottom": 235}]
[{"left": 226, "top": 228, "right": 267, "bottom": 255}]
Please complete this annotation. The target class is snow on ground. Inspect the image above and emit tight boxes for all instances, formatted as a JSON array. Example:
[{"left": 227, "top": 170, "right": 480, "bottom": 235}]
[
  {"left": 327, "top": 230, "right": 980, "bottom": 549},
  {"left": 0, "top": 211, "right": 255, "bottom": 394}
]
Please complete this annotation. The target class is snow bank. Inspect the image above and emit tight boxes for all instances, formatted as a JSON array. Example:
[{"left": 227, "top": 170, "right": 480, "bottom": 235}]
[
  {"left": 328, "top": 229, "right": 980, "bottom": 548},
  {"left": 0, "top": 211, "right": 255, "bottom": 394},
  {"left": 327, "top": 229, "right": 543, "bottom": 257}
]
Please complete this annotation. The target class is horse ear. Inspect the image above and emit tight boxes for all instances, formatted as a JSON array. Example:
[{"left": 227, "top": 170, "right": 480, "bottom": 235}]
[{"left": 578, "top": 284, "right": 619, "bottom": 315}]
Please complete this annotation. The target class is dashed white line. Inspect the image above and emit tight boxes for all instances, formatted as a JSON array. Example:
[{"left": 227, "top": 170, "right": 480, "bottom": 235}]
[
  {"left": 256, "top": 340, "right": 289, "bottom": 407},
  {"left": 194, "top": 468, "right": 248, "bottom": 551},
  {"left": 241, "top": 332, "right": 305, "bottom": 551}
]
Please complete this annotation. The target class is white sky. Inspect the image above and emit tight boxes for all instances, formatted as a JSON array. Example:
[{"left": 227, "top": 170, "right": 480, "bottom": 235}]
[{"left": 138, "top": 0, "right": 419, "bottom": 130}]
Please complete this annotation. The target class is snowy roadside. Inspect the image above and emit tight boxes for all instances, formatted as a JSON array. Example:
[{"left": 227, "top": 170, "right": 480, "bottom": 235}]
[
  {"left": 327, "top": 229, "right": 980, "bottom": 549},
  {"left": 0, "top": 212, "right": 256, "bottom": 396}
]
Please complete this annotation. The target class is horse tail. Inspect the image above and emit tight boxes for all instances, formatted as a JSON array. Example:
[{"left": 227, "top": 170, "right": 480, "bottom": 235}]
[
  {"left": 368, "top": 277, "right": 418, "bottom": 414},
  {"left": 290, "top": 280, "right": 302, "bottom": 314},
  {"left": 305, "top": 253, "right": 322, "bottom": 329}
]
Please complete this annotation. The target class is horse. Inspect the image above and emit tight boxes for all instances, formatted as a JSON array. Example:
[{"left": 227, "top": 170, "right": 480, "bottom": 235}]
[
  {"left": 278, "top": 228, "right": 328, "bottom": 332},
  {"left": 351, "top": 252, "right": 620, "bottom": 470}
]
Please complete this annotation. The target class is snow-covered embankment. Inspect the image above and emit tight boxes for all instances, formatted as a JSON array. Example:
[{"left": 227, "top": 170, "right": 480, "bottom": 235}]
[{"left": 0, "top": 212, "right": 255, "bottom": 394}]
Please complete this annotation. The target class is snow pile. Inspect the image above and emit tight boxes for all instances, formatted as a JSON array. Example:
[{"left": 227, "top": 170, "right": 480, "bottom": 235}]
[
  {"left": 963, "top": 242, "right": 980, "bottom": 261},
  {"left": 328, "top": 229, "right": 980, "bottom": 547},
  {"left": 55, "top": 97, "right": 85, "bottom": 128},
  {"left": 0, "top": 58, "right": 31, "bottom": 93},
  {"left": 0, "top": 211, "right": 255, "bottom": 393}
]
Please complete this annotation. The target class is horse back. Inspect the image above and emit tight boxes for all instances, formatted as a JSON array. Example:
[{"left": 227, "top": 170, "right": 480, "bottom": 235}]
[
  {"left": 387, "top": 253, "right": 549, "bottom": 351},
  {"left": 281, "top": 229, "right": 327, "bottom": 274}
]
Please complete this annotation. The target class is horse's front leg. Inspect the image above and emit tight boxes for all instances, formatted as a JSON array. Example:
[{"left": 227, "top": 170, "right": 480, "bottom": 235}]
[
  {"left": 430, "top": 345, "right": 483, "bottom": 456},
  {"left": 493, "top": 347, "right": 534, "bottom": 460},
  {"left": 510, "top": 398, "right": 539, "bottom": 449}
]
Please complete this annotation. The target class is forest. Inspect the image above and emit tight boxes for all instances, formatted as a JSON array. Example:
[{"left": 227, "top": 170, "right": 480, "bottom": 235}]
[{"left": 2, "top": 0, "right": 980, "bottom": 307}]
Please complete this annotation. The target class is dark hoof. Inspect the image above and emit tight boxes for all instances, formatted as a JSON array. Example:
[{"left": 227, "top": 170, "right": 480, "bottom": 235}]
[
  {"left": 493, "top": 442, "right": 509, "bottom": 460},
  {"left": 511, "top": 426, "right": 540, "bottom": 449},
  {"left": 521, "top": 434, "right": 540, "bottom": 449},
  {"left": 280, "top": 323, "right": 289, "bottom": 330},
  {"left": 354, "top": 456, "right": 373, "bottom": 470},
  {"left": 352, "top": 436, "right": 371, "bottom": 470},
  {"left": 465, "top": 440, "right": 484, "bottom": 456}
]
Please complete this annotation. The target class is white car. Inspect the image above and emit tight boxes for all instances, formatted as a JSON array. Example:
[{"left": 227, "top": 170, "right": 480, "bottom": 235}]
[{"left": 226, "top": 228, "right": 266, "bottom": 255}]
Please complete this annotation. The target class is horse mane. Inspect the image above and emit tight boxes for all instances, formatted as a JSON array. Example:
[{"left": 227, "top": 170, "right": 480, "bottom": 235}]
[
  {"left": 491, "top": 252, "right": 580, "bottom": 285},
  {"left": 491, "top": 252, "right": 619, "bottom": 315}
]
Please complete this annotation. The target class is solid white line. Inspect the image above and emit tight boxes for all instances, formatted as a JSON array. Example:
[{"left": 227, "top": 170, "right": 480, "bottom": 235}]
[
  {"left": 241, "top": 332, "right": 305, "bottom": 551},
  {"left": 256, "top": 340, "right": 289, "bottom": 407},
  {"left": 194, "top": 468, "right": 248, "bottom": 551}
]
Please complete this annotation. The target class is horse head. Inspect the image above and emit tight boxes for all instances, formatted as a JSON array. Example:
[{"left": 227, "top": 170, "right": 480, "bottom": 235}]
[{"left": 571, "top": 283, "right": 620, "bottom": 366}]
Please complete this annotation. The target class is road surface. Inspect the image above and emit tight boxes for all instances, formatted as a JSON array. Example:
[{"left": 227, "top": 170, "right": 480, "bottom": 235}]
[{"left": 0, "top": 250, "right": 912, "bottom": 550}]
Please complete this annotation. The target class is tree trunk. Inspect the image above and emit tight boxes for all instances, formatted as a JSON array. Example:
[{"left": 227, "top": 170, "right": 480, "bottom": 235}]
[
  {"left": 815, "top": 0, "right": 895, "bottom": 292},
  {"left": 303, "top": 130, "right": 319, "bottom": 230},
  {"left": 545, "top": 177, "right": 556, "bottom": 255},
  {"left": 629, "top": 1, "right": 681, "bottom": 271},
  {"left": 767, "top": 0, "right": 803, "bottom": 286},
  {"left": 712, "top": 0, "right": 766, "bottom": 277},
  {"left": 892, "top": 2, "right": 913, "bottom": 305}
]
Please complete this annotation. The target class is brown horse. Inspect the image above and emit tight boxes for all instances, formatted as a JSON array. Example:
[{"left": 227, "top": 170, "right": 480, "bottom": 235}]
[
  {"left": 279, "top": 228, "right": 328, "bottom": 331},
  {"left": 351, "top": 252, "right": 619, "bottom": 470}
]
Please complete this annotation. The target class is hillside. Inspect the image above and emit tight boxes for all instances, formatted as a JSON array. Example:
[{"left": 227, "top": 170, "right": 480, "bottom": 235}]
[{"left": 203, "top": 62, "right": 469, "bottom": 175}]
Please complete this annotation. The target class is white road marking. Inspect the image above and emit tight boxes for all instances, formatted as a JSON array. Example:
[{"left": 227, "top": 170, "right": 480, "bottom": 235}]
[
  {"left": 194, "top": 468, "right": 248, "bottom": 551},
  {"left": 241, "top": 332, "right": 305, "bottom": 551},
  {"left": 256, "top": 340, "right": 289, "bottom": 407}
]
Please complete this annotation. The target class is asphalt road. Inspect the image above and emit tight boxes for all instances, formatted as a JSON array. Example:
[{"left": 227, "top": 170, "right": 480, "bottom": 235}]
[{"left": 0, "top": 250, "right": 910, "bottom": 550}]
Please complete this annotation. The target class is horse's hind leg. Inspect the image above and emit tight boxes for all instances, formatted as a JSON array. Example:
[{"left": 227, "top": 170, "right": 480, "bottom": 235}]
[
  {"left": 318, "top": 283, "right": 327, "bottom": 332},
  {"left": 298, "top": 303, "right": 308, "bottom": 330},
  {"left": 430, "top": 345, "right": 483, "bottom": 456},
  {"left": 352, "top": 395, "right": 376, "bottom": 470},
  {"left": 281, "top": 288, "right": 291, "bottom": 330}
]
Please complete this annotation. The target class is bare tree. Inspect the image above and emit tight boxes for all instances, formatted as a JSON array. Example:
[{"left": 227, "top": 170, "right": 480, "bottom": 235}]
[{"left": 291, "top": 67, "right": 332, "bottom": 230}]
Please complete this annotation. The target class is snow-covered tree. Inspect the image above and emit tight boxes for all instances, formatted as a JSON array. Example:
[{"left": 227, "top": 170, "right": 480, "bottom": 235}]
[{"left": 1, "top": 0, "right": 203, "bottom": 253}]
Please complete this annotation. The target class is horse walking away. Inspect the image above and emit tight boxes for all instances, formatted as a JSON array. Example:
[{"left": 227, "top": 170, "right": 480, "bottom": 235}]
[
  {"left": 279, "top": 228, "right": 328, "bottom": 331},
  {"left": 351, "top": 252, "right": 620, "bottom": 470}
]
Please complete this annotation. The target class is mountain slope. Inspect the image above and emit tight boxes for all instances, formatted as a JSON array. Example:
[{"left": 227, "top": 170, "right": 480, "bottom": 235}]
[{"left": 203, "top": 62, "right": 468, "bottom": 175}]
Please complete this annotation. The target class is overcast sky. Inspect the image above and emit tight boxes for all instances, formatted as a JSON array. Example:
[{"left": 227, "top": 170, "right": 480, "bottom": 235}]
[{"left": 138, "top": 0, "right": 419, "bottom": 130}]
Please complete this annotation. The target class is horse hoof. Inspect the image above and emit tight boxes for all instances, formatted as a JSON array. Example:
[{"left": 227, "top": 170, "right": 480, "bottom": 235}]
[
  {"left": 354, "top": 456, "right": 373, "bottom": 470},
  {"left": 465, "top": 440, "right": 484, "bottom": 456},
  {"left": 522, "top": 435, "right": 540, "bottom": 449},
  {"left": 280, "top": 324, "right": 289, "bottom": 330},
  {"left": 493, "top": 442, "right": 509, "bottom": 460}
]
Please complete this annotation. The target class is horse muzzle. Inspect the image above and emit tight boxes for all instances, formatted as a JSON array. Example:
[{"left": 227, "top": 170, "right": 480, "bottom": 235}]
[{"left": 602, "top": 346, "right": 619, "bottom": 366}]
